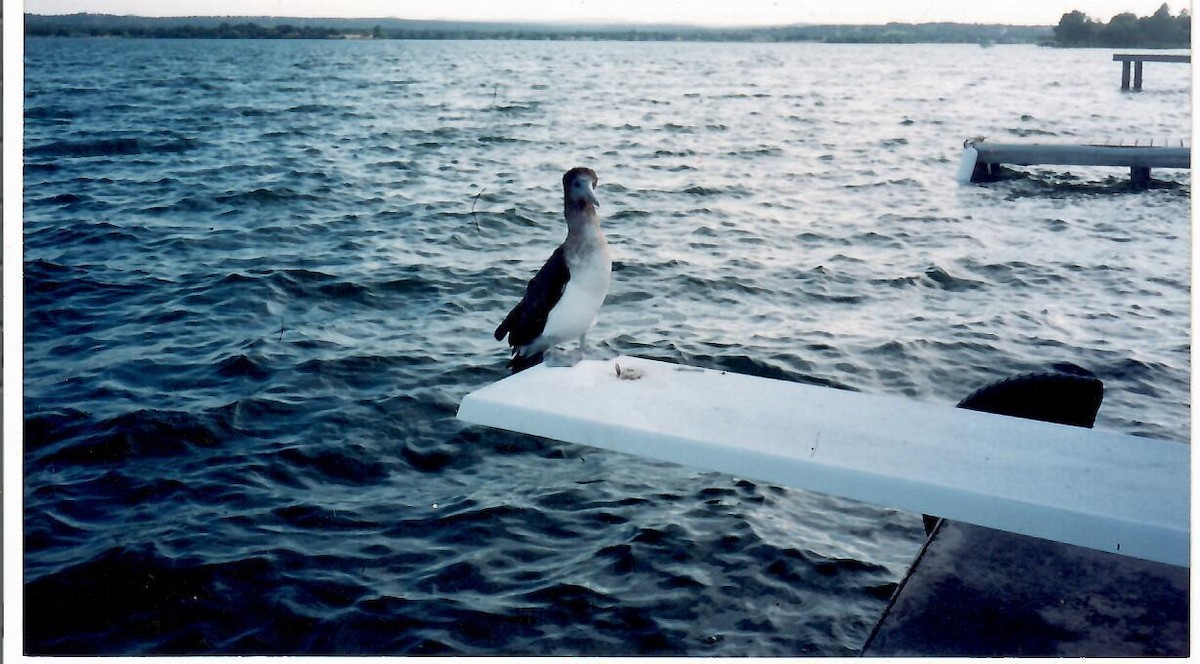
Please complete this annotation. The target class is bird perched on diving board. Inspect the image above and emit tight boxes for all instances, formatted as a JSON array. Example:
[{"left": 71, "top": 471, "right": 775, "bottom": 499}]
[{"left": 494, "top": 167, "right": 612, "bottom": 373}]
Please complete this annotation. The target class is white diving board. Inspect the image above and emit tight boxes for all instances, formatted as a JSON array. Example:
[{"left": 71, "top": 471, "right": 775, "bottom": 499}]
[{"left": 457, "top": 356, "right": 1189, "bottom": 567}]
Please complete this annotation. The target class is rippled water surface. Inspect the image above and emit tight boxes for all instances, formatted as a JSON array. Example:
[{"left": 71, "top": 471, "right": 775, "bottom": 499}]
[{"left": 23, "top": 38, "right": 1190, "bottom": 655}]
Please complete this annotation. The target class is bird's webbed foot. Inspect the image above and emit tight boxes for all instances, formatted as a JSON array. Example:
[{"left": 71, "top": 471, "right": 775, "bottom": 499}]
[{"left": 544, "top": 346, "right": 585, "bottom": 367}]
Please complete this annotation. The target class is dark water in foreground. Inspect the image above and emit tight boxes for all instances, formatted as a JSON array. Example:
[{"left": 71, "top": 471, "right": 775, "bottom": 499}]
[{"left": 23, "top": 38, "right": 1189, "bottom": 655}]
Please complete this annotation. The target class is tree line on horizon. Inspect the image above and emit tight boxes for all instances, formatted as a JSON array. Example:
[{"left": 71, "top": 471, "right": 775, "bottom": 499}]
[
  {"left": 1053, "top": 3, "right": 1189, "bottom": 47},
  {"left": 66, "top": 23, "right": 344, "bottom": 40},
  {"left": 24, "top": 13, "right": 1049, "bottom": 43},
  {"left": 23, "top": 9, "right": 1191, "bottom": 47}
]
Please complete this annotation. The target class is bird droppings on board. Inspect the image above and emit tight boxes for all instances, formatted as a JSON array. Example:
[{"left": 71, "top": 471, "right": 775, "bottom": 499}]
[{"left": 615, "top": 363, "right": 644, "bottom": 380}]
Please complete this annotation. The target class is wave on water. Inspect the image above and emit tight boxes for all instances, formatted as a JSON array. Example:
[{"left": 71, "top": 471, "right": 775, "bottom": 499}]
[{"left": 26, "top": 135, "right": 202, "bottom": 158}]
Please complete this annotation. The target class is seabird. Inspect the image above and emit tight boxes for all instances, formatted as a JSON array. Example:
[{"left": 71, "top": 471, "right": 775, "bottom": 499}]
[{"left": 494, "top": 167, "right": 611, "bottom": 373}]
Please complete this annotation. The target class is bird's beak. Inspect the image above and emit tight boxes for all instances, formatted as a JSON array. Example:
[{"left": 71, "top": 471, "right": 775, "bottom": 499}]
[{"left": 586, "top": 182, "right": 600, "bottom": 208}]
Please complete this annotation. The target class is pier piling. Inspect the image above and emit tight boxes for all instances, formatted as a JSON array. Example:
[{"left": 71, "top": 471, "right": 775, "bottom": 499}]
[{"left": 1113, "top": 53, "right": 1189, "bottom": 91}]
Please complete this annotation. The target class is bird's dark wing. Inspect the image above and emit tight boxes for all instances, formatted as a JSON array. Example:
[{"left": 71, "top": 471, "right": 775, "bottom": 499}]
[{"left": 494, "top": 245, "right": 570, "bottom": 349}]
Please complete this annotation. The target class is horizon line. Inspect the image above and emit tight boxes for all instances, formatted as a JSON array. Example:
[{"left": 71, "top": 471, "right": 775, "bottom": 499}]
[{"left": 22, "top": 11, "right": 1060, "bottom": 30}]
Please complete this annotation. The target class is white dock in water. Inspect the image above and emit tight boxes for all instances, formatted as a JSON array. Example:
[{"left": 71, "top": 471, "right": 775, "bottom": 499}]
[
  {"left": 457, "top": 355, "right": 1188, "bottom": 567},
  {"left": 958, "top": 137, "right": 1190, "bottom": 184}
]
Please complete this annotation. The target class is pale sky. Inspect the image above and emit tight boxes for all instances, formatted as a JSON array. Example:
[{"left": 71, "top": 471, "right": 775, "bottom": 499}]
[{"left": 20, "top": 0, "right": 1192, "bottom": 27}]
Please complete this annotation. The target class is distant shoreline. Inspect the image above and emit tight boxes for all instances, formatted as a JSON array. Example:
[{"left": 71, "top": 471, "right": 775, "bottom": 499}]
[{"left": 25, "top": 13, "right": 1054, "bottom": 44}]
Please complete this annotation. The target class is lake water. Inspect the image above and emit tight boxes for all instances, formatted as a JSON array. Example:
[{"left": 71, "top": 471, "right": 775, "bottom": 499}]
[{"left": 23, "top": 37, "right": 1190, "bottom": 655}]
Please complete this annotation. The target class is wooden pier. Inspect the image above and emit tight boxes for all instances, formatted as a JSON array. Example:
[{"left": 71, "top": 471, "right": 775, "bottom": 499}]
[
  {"left": 1113, "top": 53, "right": 1190, "bottom": 91},
  {"left": 959, "top": 137, "right": 1190, "bottom": 185}
]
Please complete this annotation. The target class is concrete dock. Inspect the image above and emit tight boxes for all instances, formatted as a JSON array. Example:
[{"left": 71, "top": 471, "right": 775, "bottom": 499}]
[{"left": 862, "top": 520, "right": 1189, "bottom": 656}]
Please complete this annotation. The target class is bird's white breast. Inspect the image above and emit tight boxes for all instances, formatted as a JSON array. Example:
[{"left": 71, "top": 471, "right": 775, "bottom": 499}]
[{"left": 541, "top": 235, "right": 611, "bottom": 345}]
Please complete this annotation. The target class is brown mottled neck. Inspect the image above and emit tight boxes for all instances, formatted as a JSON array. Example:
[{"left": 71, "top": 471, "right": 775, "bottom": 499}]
[{"left": 565, "top": 199, "right": 600, "bottom": 233}]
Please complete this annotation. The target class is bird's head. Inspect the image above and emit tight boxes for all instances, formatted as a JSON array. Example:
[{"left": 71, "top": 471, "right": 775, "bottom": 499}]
[{"left": 563, "top": 167, "right": 600, "bottom": 211}]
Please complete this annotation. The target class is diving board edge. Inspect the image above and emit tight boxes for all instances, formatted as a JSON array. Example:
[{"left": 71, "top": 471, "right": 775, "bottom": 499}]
[{"left": 457, "top": 356, "right": 1189, "bottom": 567}]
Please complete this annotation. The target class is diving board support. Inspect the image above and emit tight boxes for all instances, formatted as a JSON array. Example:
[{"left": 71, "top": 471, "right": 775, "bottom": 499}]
[{"left": 457, "top": 355, "right": 1188, "bottom": 567}]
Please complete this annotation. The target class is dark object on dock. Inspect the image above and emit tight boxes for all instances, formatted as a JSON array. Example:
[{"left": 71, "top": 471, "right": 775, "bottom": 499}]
[
  {"left": 921, "top": 369, "right": 1104, "bottom": 535},
  {"left": 867, "top": 370, "right": 1189, "bottom": 657},
  {"left": 956, "top": 368, "right": 1104, "bottom": 430},
  {"left": 961, "top": 138, "right": 1190, "bottom": 186},
  {"left": 1114, "top": 53, "right": 1190, "bottom": 91}
]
